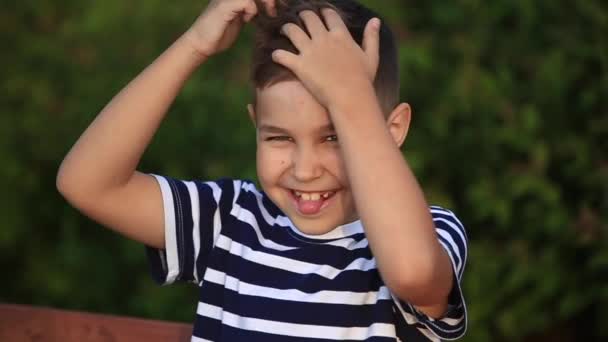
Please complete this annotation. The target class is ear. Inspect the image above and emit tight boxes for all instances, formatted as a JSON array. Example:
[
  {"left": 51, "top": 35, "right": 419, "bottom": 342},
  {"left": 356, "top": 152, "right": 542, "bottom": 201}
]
[
  {"left": 247, "top": 103, "right": 257, "bottom": 126},
  {"left": 386, "top": 102, "right": 411, "bottom": 147}
]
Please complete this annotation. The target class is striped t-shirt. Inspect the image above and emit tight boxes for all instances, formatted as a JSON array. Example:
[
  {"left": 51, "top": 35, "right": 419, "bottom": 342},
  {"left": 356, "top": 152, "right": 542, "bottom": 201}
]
[{"left": 146, "top": 176, "right": 468, "bottom": 341}]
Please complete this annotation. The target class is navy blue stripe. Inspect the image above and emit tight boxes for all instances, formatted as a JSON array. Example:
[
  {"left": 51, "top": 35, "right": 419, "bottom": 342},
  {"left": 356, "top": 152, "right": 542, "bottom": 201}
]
[
  {"left": 433, "top": 217, "right": 466, "bottom": 262},
  {"left": 195, "top": 180, "right": 221, "bottom": 281},
  {"left": 393, "top": 307, "right": 433, "bottom": 342},
  {"left": 191, "top": 314, "right": 223, "bottom": 341},
  {"left": 447, "top": 272, "right": 463, "bottom": 308},
  {"left": 218, "top": 178, "right": 235, "bottom": 229},
  {"left": 433, "top": 215, "right": 467, "bottom": 252},
  {"left": 199, "top": 281, "right": 395, "bottom": 326},
  {"left": 207, "top": 248, "right": 385, "bottom": 293},
  {"left": 145, "top": 246, "right": 167, "bottom": 285},
  {"left": 431, "top": 209, "right": 468, "bottom": 242},
  {"left": 168, "top": 178, "right": 195, "bottom": 282},
  {"left": 219, "top": 220, "right": 374, "bottom": 269},
  {"left": 192, "top": 314, "right": 397, "bottom": 342}
]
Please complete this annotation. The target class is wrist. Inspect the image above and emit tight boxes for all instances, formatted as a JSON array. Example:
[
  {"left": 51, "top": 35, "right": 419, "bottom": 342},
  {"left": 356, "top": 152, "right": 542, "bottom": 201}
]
[
  {"left": 327, "top": 81, "right": 380, "bottom": 119},
  {"left": 179, "top": 30, "right": 212, "bottom": 64}
]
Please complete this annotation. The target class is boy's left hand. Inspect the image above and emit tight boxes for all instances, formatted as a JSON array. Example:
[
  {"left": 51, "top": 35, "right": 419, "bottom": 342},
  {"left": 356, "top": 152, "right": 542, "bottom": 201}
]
[{"left": 272, "top": 9, "right": 381, "bottom": 110}]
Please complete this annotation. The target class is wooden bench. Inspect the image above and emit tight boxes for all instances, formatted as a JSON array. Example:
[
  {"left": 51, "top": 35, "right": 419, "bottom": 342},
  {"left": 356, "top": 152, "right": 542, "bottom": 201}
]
[{"left": 0, "top": 303, "right": 193, "bottom": 341}]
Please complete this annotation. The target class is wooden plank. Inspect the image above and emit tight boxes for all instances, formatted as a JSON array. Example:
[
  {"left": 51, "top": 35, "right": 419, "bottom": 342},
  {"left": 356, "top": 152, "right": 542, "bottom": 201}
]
[{"left": 0, "top": 303, "right": 192, "bottom": 342}]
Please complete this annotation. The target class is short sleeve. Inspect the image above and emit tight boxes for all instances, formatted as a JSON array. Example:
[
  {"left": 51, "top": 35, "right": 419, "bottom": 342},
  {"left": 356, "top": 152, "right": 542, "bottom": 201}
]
[
  {"left": 392, "top": 206, "right": 468, "bottom": 341},
  {"left": 145, "top": 175, "right": 235, "bottom": 285}
]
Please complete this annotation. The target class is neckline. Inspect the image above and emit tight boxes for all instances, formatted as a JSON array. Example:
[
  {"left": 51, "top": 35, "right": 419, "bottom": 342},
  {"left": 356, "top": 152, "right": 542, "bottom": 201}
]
[{"left": 285, "top": 218, "right": 364, "bottom": 241}]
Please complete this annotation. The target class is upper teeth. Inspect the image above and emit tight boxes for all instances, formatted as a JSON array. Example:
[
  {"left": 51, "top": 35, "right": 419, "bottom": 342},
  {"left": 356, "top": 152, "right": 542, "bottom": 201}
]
[{"left": 295, "top": 191, "right": 332, "bottom": 200}]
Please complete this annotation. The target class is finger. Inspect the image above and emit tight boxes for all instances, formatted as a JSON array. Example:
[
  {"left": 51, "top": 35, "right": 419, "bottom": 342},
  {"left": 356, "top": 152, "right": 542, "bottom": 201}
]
[
  {"left": 362, "top": 18, "right": 381, "bottom": 74},
  {"left": 281, "top": 23, "right": 311, "bottom": 51},
  {"left": 299, "top": 10, "right": 327, "bottom": 37},
  {"left": 242, "top": 0, "right": 259, "bottom": 22},
  {"left": 261, "top": 0, "right": 277, "bottom": 17},
  {"left": 272, "top": 49, "right": 299, "bottom": 70},
  {"left": 321, "top": 8, "right": 348, "bottom": 32}
]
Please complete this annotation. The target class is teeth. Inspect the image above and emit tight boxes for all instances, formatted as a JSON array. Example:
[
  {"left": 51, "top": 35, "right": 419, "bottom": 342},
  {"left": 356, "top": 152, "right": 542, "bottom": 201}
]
[{"left": 294, "top": 191, "right": 334, "bottom": 201}]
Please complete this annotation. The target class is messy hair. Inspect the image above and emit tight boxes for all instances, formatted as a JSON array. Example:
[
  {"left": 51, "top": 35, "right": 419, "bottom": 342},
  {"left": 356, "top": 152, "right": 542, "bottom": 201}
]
[{"left": 252, "top": 0, "right": 400, "bottom": 115}]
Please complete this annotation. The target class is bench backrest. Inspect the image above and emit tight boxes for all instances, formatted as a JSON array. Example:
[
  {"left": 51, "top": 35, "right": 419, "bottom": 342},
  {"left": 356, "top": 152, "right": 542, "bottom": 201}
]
[{"left": 0, "top": 303, "right": 192, "bottom": 341}]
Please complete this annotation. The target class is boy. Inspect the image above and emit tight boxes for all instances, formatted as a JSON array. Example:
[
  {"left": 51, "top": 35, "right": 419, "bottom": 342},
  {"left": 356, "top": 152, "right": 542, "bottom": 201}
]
[{"left": 57, "top": 0, "right": 468, "bottom": 340}]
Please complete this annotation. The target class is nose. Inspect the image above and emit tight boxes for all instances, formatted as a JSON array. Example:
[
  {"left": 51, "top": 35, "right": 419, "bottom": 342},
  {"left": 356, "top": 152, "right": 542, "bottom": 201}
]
[{"left": 292, "top": 146, "right": 323, "bottom": 182}]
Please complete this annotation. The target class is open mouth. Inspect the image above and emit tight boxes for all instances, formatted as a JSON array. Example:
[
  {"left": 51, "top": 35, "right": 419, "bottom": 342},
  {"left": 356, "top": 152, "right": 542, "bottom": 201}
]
[{"left": 288, "top": 189, "right": 338, "bottom": 216}]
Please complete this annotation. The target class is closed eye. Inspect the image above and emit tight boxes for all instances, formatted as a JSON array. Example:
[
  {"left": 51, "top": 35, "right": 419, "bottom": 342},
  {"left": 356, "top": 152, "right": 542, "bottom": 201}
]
[{"left": 265, "top": 136, "right": 293, "bottom": 142}]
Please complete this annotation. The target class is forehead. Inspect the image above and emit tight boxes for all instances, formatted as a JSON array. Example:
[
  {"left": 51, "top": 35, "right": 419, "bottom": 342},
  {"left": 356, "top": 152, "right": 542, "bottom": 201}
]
[{"left": 255, "top": 80, "right": 332, "bottom": 129}]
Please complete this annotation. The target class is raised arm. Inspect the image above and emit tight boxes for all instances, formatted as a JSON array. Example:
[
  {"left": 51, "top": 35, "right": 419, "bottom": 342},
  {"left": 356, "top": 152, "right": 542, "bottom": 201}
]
[
  {"left": 57, "top": 0, "right": 277, "bottom": 249},
  {"left": 271, "top": 9, "right": 454, "bottom": 318}
]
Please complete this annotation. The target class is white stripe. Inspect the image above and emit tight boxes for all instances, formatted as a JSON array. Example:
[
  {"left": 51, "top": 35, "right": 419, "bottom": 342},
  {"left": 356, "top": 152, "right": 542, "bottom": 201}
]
[
  {"left": 204, "top": 268, "right": 390, "bottom": 305},
  {"left": 191, "top": 337, "right": 213, "bottom": 342},
  {"left": 152, "top": 175, "right": 180, "bottom": 284},
  {"left": 431, "top": 208, "right": 466, "bottom": 234},
  {"left": 196, "top": 302, "right": 396, "bottom": 340},
  {"left": 184, "top": 181, "right": 201, "bottom": 283},
  {"left": 215, "top": 235, "right": 376, "bottom": 279},
  {"left": 432, "top": 211, "right": 468, "bottom": 285},
  {"left": 433, "top": 216, "right": 467, "bottom": 255},
  {"left": 230, "top": 204, "right": 298, "bottom": 251},
  {"left": 432, "top": 211, "right": 468, "bottom": 265}
]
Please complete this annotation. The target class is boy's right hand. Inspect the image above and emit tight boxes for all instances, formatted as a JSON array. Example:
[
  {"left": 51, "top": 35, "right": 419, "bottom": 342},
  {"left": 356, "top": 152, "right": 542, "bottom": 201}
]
[{"left": 185, "top": 0, "right": 277, "bottom": 58}]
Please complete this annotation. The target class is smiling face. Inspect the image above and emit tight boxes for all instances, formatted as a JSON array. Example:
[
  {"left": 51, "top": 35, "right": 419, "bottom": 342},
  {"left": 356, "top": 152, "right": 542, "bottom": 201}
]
[{"left": 251, "top": 80, "right": 358, "bottom": 235}]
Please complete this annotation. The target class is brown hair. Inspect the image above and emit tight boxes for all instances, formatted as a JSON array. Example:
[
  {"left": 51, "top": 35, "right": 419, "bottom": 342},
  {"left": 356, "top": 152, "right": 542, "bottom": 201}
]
[{"left": 251, "top": 0, "right": 400, "bottom": 115}]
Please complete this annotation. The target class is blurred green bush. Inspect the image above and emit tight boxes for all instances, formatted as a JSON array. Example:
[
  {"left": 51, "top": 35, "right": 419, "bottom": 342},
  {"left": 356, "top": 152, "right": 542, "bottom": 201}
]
[{"left": 1, "top": 1, "right": 606, "bottom": 341}]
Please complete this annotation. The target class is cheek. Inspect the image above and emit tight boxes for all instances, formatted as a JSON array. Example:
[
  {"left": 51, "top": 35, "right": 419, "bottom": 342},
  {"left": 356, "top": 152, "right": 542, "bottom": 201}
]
[
  {"left": 257, "top": 145, "right": 290, "bottom": 181},
  {"left": 322, "top": 147, "right": 347, "bottom": 180}
]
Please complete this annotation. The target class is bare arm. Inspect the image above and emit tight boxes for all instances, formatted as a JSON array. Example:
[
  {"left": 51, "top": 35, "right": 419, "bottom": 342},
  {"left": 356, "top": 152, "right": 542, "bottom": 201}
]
[
  {"left": 57, "top": 0, "right": 277, "bottom": 249},
  {"left": 56, "top": 35, "right": 207, "bottom": 248},
  {"left": 330, "top": 91, "right": 453, "bottom": 318}
]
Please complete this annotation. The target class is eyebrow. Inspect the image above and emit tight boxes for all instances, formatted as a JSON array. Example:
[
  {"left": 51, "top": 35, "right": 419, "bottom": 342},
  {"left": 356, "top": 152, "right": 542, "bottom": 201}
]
[
  {"left": 258, "top": 123, "right": 335, "bottom": 134},
  {"left": 258, "top": 124, "right": 289, "bottom": 134}
]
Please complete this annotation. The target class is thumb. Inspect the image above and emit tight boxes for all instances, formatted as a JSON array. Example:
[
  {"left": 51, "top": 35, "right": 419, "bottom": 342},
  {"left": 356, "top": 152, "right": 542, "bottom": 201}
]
[{"left": 362, "top": 17, "right": 381, "bottom": 78}]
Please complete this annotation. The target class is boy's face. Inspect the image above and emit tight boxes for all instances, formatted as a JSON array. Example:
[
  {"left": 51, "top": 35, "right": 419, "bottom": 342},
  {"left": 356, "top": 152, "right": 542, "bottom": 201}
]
[{"left": 251, "top": 80, "right": 359, "bottom": 235}]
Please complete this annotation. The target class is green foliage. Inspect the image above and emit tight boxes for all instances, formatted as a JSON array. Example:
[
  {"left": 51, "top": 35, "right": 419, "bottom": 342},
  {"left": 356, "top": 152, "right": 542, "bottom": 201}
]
[{"left": 1, "top": 0, "right": 606, "bottom": 341}]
